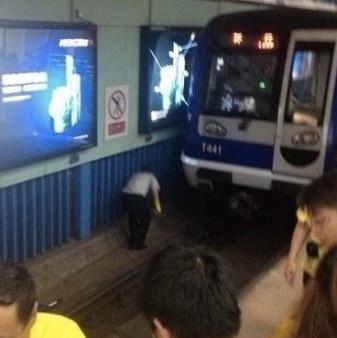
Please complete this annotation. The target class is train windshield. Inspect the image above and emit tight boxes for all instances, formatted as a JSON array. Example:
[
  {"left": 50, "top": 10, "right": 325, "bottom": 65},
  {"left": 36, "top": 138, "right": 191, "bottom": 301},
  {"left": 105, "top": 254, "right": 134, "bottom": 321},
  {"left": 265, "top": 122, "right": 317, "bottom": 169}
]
[{"left": 205, "top": 53, "right": 278, "bottom": 120}]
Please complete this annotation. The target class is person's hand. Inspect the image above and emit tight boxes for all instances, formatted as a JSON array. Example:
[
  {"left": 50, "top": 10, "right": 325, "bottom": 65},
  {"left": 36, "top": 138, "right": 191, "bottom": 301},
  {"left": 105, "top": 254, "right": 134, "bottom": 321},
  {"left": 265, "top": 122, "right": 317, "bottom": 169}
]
[
  {"left": 284, "top": 258, "right": 297, "bottom": 286},
  {"left": 154, "top": 205, "right": 162, "bottom": 215},
  {"left": 153, "top": 318, "right": 170, "bottom": 338},
  {"left": 154, "top": 200, "right": 162, "bottom": 214}
]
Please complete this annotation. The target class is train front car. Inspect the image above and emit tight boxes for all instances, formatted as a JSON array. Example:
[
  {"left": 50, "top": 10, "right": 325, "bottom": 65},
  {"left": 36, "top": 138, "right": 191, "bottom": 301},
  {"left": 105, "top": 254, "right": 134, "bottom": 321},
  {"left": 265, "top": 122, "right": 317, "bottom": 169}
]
[{"left": 182, "top": 9, "right": 337, "bottom": 195}]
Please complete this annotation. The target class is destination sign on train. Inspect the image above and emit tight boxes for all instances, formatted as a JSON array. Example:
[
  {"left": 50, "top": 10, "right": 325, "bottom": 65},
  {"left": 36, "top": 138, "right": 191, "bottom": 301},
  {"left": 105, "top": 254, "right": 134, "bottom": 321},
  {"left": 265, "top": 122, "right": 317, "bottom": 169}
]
[{"left": 218, "top": 32, "right": 279, "bottom": 50}]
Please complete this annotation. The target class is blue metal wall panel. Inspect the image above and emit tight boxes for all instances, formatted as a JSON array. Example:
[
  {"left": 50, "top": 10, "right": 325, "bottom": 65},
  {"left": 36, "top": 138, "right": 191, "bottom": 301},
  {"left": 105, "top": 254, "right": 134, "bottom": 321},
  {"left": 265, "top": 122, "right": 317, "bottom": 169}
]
[
  {"left": 0, "top": 135, "right": 185, "bottom": 261},
  {"left": 91, "top": 136, "right": 184, "bottom": 230},
  {"left": 0, "top": 170, "right": 72, "bottom": 261},
  {"left": 73, "top": 164, "right": 92, "bottom": 240}
]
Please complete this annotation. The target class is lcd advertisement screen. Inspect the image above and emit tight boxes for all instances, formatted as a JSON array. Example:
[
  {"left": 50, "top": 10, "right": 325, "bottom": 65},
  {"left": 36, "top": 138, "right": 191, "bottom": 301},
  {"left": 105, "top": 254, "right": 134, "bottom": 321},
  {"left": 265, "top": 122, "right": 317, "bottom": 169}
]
[
  {"left": 139, "top": 26, "right": 200, "bottom": 133},
  {"left": 0, "top": 21, "right": 97, "bottom": 172}
]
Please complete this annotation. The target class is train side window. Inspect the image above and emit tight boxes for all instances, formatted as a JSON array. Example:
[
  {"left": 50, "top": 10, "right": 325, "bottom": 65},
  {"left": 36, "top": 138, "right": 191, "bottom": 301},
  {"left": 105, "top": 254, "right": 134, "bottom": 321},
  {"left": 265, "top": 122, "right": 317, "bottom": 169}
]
[
  {"left": 285, "top": 42, "right": 333, "bottom": 127},
  {"left": 204, "top": 52, "right": 278, "bottom": 121}
]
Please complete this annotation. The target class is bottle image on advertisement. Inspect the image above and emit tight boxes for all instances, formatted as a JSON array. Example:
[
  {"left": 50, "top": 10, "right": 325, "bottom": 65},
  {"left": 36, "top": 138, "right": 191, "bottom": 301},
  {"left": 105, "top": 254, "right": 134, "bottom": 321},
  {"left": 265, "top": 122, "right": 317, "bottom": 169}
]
[
  {"left": 49, "top": 55, "right": 81, "bottom": 133},
  {"left": 151, "top": 32, "right": 197, "bottom": 121}
]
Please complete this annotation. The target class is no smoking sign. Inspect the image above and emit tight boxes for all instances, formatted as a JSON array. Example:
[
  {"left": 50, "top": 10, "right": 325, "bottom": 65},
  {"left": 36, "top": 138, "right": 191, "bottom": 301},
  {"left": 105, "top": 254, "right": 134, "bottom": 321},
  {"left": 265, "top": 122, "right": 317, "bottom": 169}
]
[
  {"left": 108, "top": 90, "right": 126, "bottom": 120},
  {"left": 105, "top": 85, "right": 129, "bottom": 140}
]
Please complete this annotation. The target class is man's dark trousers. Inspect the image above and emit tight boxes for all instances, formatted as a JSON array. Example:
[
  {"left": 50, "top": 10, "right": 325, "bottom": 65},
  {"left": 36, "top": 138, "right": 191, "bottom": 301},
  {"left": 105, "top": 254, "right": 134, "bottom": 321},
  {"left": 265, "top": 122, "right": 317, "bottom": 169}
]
[{"left": 123, "top": 192, "right": 151, "bottom": 249}]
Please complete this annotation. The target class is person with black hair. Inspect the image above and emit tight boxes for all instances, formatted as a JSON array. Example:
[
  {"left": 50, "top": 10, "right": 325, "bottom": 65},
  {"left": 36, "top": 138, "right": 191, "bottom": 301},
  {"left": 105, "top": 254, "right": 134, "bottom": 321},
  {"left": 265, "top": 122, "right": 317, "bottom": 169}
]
[
  {"left": 139, "top": 245, "right": 241, "bottom": 338},
  {"left": 285, "top": 172, "right": 337, "bottom": 286},
  {"left": 0, "top": 262, "right": 85, "bottom": 338},
  {"left": 122, "top": 166, "right": 161, "bottom": 250}
]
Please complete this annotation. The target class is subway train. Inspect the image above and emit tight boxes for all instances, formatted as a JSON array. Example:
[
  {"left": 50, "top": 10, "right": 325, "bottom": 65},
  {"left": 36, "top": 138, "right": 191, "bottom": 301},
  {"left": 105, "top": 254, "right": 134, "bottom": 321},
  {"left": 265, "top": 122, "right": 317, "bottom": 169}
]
[{"left": 182, "top": 9, "right": 337, "bottom": 199}]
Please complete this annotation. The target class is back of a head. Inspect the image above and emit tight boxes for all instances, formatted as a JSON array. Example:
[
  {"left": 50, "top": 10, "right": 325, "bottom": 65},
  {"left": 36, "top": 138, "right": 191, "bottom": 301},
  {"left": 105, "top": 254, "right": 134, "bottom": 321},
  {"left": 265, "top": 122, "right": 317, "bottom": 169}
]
[
  {"left": 140, "top": 165, "right": 153, "bottom": 174},
  {"left": 0, "top": 262, "right": 36, "bottom": 326},
  {"left": 139, "top": 245, "right": 241, "bottom": 338},
  {"left": 297, "top": 172, "right": 337, "bottom": 212},
  {"left": 295, "top": 245, "right": 337, "bottom": 338}
]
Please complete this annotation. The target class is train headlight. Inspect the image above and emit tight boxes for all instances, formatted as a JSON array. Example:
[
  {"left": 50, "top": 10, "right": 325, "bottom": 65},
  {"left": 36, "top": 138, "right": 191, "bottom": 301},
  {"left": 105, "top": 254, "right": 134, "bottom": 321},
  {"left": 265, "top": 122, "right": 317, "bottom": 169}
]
[
  {"left": 291, "top": 130, "right": 320, "bottom": 146},
  {"left": 204, "top": 120, "right": 227, "bottom": 137}
]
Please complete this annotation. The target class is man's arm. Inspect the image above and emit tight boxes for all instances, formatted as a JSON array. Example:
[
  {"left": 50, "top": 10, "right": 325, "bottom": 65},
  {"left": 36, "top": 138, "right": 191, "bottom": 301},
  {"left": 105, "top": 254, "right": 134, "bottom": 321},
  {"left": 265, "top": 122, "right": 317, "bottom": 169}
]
[
  {"left": 284, "top": 221, "right": 309, "bottom": 285},
  {"left": 152, "top": 187, "right": 161, "bottom": 214},
  {"left": 150, "top": 176, "right": 161, "bottom": 214}
]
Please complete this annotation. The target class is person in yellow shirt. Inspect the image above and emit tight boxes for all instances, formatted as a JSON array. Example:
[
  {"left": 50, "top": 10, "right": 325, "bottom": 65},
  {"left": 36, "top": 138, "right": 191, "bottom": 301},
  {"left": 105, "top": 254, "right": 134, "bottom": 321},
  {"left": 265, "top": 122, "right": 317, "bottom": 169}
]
[
  {"left": 284, "top": 172, "right": 337, "bottom": 286},
  {"left": 0, "top": 262, "right": 85, "bottom": 338},
  {"left": 285, "top": 206, "right": 325, "bottom": 285}
]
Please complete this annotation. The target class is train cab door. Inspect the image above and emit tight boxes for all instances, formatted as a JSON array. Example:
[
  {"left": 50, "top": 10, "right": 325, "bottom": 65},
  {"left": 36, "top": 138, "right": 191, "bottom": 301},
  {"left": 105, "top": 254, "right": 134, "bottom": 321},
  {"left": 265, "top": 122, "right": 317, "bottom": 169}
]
[{"left": 272, "top": 30, "right": 337, "bottom": 179}]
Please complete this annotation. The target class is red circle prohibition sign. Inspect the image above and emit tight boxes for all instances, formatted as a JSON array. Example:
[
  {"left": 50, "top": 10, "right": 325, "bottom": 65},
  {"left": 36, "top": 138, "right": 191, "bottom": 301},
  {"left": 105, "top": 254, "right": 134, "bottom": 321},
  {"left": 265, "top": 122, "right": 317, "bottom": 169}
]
[{"left": 108, "top": 90, "right": 126, "bottom": 120}]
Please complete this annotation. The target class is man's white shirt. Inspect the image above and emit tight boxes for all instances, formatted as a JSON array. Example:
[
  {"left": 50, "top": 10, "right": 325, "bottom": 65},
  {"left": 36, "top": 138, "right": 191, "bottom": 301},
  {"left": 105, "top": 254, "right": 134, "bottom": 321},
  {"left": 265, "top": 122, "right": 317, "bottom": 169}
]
[{"left": 122, "top": 172, "right": 160, "bottom": 197}]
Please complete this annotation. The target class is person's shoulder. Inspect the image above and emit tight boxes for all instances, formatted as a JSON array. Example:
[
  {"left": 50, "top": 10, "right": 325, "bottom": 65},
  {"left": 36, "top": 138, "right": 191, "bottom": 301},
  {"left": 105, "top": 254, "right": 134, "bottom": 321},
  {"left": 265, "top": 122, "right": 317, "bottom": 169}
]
[
  {"left": 133, "top": 171, "right": 148, "bottom": 179},
  {"left": 149, "top": 173, "right": 160, "bottom": 185},
  {"left": 149, "top": 172, "right": 158, "bottom": 179},
  {"left": 296, "top": 207, "right": 308, "bottom": 224},
  {"left": 36, "top": 312, "right": 77, "bottom": 323},
  {"left": 33, "top": 312, "right": 85, "bottom": 337},
  {"left": 139, "top": 171, "right": 156, "bottom": 180}
]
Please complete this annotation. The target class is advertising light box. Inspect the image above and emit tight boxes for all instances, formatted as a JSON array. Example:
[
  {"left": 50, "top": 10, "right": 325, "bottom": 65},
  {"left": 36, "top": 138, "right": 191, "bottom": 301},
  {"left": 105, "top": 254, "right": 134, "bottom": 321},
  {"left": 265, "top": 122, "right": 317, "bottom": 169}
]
[
  {"left": 0, "top": 20, "right": 97, "bottom": 171},
  {"left": 138, "top": 26, "right": 200, "bottom": 133}
]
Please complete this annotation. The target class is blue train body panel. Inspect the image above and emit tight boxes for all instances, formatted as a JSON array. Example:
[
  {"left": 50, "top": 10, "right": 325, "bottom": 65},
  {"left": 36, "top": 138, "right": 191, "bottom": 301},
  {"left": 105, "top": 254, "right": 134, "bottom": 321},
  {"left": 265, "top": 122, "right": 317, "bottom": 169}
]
[{"left": 184, "top": 135, "right": 273, "bottom": 169}]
